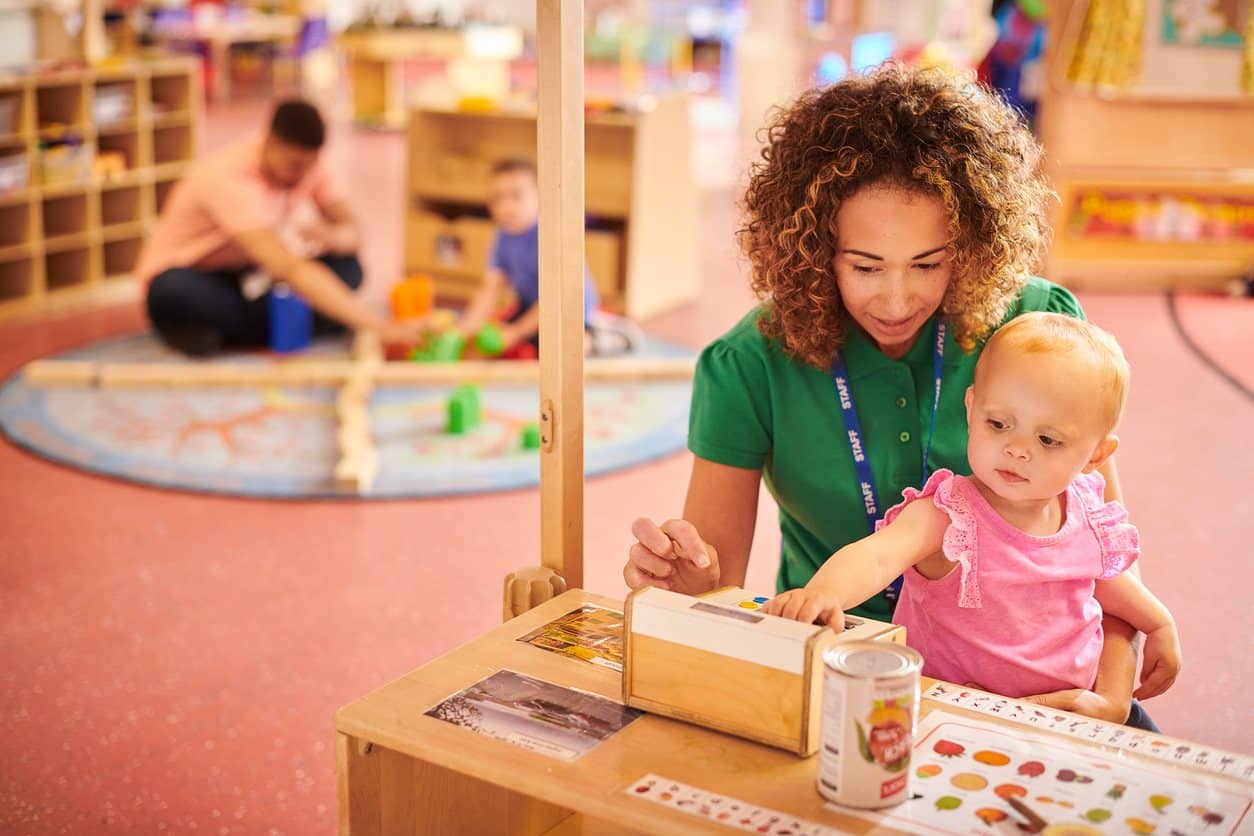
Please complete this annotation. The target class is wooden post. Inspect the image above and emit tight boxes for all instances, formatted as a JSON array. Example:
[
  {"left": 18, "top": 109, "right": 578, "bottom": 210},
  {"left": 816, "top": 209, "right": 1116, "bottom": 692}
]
[{"left": 534, "top": 0, "right": 585, "bottom": 595}]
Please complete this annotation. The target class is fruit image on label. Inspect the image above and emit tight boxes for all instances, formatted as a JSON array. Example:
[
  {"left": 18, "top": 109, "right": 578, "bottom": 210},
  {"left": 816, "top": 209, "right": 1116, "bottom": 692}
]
[
  {"left": 1148, "top": 794, "right": 1172, "bottom": 813},
  {"left": 1126, "top": 817, "right": 1157, "bottom": 834},
  {"left": 1106, "top": 783, "right": 1126, "bottom": 799},
  {"left": 975, "top": 808, "right": 1008, "bottom": 825},
  {"left": 950, "top": 773, "right": 988, "bottom": 791},
  {"left": 1017, "top": 760, "right": 1045, "bottom": 777},
  {"left": 916, "top": 764, "right": 942, "bottom": 778},
  {"left": 933, "top": 740, "right": 965, "bottom": 758},
  {"left": 973, "top": 750, "right": 1011, "bottom": 766},
  {"left": 855, "top": 699, "right": 913, "bottom": 774},
  {"left": 935, "top": 796, "right": 962, "bottom": 811},
  {"left": 994, "top": 783, "right": 1027, "bottom": 799},
  {"left": 1083, "top": 808, "right": 1112, "bottom": 824}
]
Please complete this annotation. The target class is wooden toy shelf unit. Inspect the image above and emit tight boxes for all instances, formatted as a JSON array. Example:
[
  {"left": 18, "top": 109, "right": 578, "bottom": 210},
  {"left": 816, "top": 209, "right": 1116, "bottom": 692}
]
[
  {"left": 403, "top": 95, "right": 699, "bottom": 319},
  {"left": 0, "top": 57, "right": 200, "bottom": 315},
  {"left": 1038, "top": 0, "right": 1254, "bottom": 291}
]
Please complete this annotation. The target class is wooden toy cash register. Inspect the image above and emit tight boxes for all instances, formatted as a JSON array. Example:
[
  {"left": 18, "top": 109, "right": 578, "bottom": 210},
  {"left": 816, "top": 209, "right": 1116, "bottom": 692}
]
[{"left": 622, "top": 587, "right": 905, "bottom": 756}]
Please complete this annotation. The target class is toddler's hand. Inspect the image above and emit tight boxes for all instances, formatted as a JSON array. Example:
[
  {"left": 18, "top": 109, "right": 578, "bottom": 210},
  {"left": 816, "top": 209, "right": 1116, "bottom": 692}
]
[
  {"left": 760, "top": 587, "right": 843, "bottom": 627},
  {"left": 1135, "top": 624, "right": 1181, "bottom": 700}
]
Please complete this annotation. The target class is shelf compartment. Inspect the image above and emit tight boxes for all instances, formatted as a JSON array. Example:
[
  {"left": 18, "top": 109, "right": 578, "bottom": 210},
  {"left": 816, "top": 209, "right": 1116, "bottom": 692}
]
[
  {"left": 100, "top": 183, "right": 142, "bottom": 227},
  {"left": 152, "top": 125, "right": 192, "bottom": 166},
  {"left": 149, "top": 74, "right": 192, "bottom": 117},
  {"left": 103, "top": 236, "right": 142, "bottom": 279},
  {"left": 35, "top": 81, "right": 87, "bottom": 133},
  {"left": 154, "top": 176, "right": 180, "bottom": 212},
  {"left": 41, "top": 192, "right": 90, "bottom": 238},
  {"left": 0, "top": 149, "right": 30, "bottom": 197},
  {"left": 96, "top": 129, "right": 141, "bottom": 176},
  {"left": 0, "top": 87, "right": 30, "bottom": 137},
  {"left": 404, "top": 209, "right": 495, "bottom": 279},
  {"left": 44, "top": 246, "right": 93, "bottom": 290},
  {"left": 91, "top": 80, "right": 137, "bottom": 127},
  {"left": 0, "top": 257, "right": 37, "bottom": 301},
  {"left": 0, "top": 200, "right": 34, "bottom": 249}
]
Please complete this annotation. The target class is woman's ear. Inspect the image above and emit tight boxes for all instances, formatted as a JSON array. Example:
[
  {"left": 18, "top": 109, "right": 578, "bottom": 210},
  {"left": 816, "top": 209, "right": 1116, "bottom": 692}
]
[{"left": 1082, "top": 434, "right": 1120, "bottom": 473}]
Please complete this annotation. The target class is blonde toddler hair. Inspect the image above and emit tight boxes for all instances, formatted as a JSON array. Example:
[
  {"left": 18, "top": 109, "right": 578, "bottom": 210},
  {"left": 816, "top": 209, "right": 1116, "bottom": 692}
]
[{"left": 977, "top": 313, "right": 1130, "bottom": 434}]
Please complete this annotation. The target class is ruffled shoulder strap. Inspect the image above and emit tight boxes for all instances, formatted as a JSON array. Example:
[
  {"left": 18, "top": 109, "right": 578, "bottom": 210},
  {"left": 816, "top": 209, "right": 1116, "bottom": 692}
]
[
  {"left": 1073, "top": 471, "right": 1140, "bottom": 579},
  {"left": 876, "top": 469, "right": 982, "bottom": 608}
]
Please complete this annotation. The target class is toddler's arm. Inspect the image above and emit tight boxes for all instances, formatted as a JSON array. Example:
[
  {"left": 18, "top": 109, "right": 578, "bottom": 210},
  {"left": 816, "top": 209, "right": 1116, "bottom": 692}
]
[
  {"left": 1095, "top": 575, "right": 1180, "bottom": 699},
  {"left": 761, "top": 498, "right": 948, "bottom": 626},
  {"left": 458, "top": 267, "right": 508, "bottom": 338}
]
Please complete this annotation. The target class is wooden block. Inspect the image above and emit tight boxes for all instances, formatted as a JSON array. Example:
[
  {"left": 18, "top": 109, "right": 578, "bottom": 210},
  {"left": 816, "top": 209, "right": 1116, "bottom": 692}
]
[
  {"left": 623, "top": 587, "right": 904, "bottom": 756},
  {"left": 23, "top": 360, "right": 98, "bottom": 385}
]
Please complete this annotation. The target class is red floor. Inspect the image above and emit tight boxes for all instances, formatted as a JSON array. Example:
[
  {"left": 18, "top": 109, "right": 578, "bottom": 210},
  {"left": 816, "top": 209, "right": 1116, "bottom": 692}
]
[{"left": 1, "top": 93, "right": 1251, "bottom": 833}]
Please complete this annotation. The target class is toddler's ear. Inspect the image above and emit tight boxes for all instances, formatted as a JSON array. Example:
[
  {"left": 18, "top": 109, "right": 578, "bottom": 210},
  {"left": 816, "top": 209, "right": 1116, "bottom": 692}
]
[
  {"left": 1082, "top": 434, "right": 1120, "bottom": 473},
  {"left": 964, "top": 386, "right": 974, "bottom": 420}
]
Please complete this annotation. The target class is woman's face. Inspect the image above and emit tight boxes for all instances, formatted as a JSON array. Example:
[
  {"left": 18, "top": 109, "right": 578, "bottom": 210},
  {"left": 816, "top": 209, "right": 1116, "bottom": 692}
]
[{"left": 833, "top": 186, "right": 952, "bottom": 359}]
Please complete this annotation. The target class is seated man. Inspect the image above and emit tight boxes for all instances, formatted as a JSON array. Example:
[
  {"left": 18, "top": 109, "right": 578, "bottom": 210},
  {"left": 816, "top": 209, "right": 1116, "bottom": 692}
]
[{"left": 136, "top": 99, "right": 421, "bottom": 355}]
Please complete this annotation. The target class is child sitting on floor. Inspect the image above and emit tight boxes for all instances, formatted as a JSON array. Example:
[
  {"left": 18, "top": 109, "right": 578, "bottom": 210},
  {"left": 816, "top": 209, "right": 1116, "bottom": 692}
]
[
  {"left": 455, "top": 157, "right": 634, "bottom": 357},
  {"left": 763, "top": 313, "right": 1182, "bottom": 719}
]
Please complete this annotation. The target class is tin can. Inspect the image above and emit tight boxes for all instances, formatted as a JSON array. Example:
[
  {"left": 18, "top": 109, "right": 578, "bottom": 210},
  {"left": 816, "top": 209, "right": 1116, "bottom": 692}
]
[{"left": 817, "top": 642, "right": 922, "bottom": 809}]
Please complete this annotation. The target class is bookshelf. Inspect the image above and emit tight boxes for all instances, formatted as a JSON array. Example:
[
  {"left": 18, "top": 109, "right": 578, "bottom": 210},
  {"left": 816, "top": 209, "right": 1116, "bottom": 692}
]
[
  {"left": 0, "top": 56, "right": 200, "bottom": 315},
  {"left": 403, "top": 94, "right": 699, "bottom": 319}
]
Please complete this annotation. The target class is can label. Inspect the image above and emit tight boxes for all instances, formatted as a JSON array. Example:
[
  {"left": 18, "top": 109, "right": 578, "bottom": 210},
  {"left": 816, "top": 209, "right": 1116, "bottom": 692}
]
[{"left": 817, "top": 643, "right": 920, "bottom": 809}]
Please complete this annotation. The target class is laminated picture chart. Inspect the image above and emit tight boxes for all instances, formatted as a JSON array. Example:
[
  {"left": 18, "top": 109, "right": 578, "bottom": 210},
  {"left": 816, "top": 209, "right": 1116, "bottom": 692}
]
[
  {"left": 836, "top": 711, "right": 1253, "bottom": 835},
  {"left": 516, "top": 605, "right": 625, "bottom": 672},
  {"left": 425, "top": 670, "right": 641, "bottom": 761},
  {"left": 924, "top": 683, "right": 1254, "bottom": 782}
]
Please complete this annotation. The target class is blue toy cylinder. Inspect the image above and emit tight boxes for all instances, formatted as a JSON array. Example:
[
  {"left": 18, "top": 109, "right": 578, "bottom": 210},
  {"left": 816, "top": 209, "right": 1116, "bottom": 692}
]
[{"left": 268, "top": 283, "right": 313, "bottom": 353}]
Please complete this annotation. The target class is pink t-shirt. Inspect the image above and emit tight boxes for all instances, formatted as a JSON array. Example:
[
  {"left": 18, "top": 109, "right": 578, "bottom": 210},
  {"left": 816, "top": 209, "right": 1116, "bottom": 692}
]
[
  {"left": 134, "top": 136, "right": 343, "bottom": 284},
  {"left": 879, "top": 469, "right": 1139, "bottom": 697}
]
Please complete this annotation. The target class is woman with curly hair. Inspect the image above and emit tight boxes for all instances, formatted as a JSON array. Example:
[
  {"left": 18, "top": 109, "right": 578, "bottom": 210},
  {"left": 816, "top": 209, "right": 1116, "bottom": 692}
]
[{"left": 623, "top": 64, "right": 1156, "bottom": 728}]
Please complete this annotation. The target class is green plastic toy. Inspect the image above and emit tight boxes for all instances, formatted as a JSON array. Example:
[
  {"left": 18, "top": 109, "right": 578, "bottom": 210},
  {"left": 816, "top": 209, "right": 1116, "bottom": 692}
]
[
  {"left": 520, "top": 422, "right": 541, "bottom": 451},
  {"left": 446, "top": 384, "right": 483, "bottom": 434},
  {"left": 475, "top": 322, "right": 505, "bottom": 357},
  {"left": 410, "top": 324, "right": 504, "bottom": 362}
]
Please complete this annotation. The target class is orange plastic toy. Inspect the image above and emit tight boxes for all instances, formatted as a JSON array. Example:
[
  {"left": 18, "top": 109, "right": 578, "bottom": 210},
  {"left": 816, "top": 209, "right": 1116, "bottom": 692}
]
[{"left": 390, "top": 274, "right": 435, "bottom": 321}]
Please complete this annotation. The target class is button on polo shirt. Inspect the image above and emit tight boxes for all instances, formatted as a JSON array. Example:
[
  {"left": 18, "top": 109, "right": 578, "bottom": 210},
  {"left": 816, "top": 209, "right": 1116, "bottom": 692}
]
[{"left": 687, "top": 278, "right": 1085, "bottom": 622}]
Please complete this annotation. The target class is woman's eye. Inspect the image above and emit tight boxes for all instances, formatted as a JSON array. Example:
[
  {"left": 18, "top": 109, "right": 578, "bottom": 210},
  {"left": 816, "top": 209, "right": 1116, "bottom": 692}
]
[
  {"left": 851, "top": 264, "right": 878, "bottom": 274},
  {"left": 1038, "top": 435, "right": 1061, "bottom": 448},
  {"left": 914, "top": 262, "right": 942, "bottom": 271}
]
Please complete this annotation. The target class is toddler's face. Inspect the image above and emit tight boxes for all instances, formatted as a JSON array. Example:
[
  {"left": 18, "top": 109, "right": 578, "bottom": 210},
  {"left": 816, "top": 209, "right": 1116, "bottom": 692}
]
[
  {"left": 965, "top": 349, "right": 1115, "bottom": 504},
  {"left": 489, "top": 170, "right": 540, "bottom": 234}
]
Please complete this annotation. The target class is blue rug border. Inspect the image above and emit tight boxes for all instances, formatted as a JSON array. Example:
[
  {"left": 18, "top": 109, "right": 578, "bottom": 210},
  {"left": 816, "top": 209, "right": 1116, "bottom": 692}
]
[{"left": 0, "top": 332, "right": 696, "bottom": 501}]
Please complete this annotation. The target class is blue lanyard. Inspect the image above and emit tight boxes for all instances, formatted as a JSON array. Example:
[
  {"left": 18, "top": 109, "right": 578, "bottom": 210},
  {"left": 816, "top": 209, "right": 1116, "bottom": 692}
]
[{"left": 831, "top": 321, "right": 946, "bottom": 600}]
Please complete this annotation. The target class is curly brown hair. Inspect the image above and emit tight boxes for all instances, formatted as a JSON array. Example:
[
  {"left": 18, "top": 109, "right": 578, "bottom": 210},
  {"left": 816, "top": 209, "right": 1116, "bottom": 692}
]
[{"left": 738, "top": 63, "right": 1052, "bottom": 367}]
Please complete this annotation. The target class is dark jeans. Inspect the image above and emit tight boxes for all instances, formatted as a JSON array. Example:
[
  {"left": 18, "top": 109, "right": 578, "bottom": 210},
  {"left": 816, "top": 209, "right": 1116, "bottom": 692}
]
[
  {"left": 1126, "top": 699, "right": 1161, "bottom": 732},
  {"left": 146, "top": 254, "right": 363, "bottom": 350}
]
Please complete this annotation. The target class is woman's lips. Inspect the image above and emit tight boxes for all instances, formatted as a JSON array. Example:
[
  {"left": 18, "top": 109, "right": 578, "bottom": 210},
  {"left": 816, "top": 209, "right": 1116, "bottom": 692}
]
[{"left": 868, "top": 314, "right": 919, "bottom": 336}]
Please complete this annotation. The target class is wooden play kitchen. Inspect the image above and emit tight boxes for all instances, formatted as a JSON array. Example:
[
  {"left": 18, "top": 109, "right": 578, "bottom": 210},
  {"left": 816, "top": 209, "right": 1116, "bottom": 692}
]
[{"left": 0, "top": 56, "right": 199, "bottom": 317}]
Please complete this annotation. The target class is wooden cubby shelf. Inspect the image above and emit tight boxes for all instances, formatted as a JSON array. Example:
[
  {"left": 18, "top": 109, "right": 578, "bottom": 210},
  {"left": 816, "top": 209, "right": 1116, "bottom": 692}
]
[
  {"left": 0, "top": 56, "right": 199, "bottom": 317},
  {"left": 404, "top": 96, "right": 698, "bottom": 319}
]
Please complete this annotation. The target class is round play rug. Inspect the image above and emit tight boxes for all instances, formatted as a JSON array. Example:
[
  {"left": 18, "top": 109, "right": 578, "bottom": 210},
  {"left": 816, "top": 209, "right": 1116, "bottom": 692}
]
[{"left": 0, "top": 333, "right": 694, "bottom": 499}]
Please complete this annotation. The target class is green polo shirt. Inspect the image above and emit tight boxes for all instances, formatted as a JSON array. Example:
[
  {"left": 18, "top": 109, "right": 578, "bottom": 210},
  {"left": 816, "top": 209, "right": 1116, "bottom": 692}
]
[{"left": 688, "top": 277, "right": 1084, "bottom": 621}]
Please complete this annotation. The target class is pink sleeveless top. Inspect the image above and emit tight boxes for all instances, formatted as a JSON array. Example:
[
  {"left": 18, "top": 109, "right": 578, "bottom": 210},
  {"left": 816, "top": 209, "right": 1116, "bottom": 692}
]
[{"left": 878, "top": 469, "right": 1139, "bottom": 697}]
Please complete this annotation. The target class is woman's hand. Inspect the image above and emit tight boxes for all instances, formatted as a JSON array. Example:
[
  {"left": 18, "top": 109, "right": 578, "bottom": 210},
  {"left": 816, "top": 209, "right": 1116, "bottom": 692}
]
[
  {"left": 624, "top": 518, "right": 720, "bottom": 595},
  {"left": 761, "top": 587, "right": 844, "bottom": 627}
]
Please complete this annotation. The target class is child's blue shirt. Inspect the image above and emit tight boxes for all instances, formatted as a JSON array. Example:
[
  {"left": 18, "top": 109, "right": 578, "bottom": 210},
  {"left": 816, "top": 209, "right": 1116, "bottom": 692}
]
[{"left": 489, "top": 223, "right": 601, "bottom": 323}]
